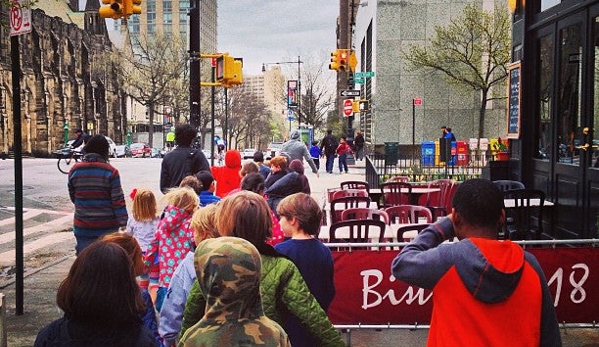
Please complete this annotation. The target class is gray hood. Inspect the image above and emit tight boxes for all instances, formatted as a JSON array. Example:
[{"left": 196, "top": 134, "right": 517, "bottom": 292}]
[{"left": 290, "top": 130, "right": 301, "bottom": 141}]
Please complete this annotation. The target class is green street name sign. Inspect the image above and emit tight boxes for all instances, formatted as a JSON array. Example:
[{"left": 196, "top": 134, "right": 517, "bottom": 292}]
[{"left": 354, "top": 71, "right": 375, "bottom": 78}]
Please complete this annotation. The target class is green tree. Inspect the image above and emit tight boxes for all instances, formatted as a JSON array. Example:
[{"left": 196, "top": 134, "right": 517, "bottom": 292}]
[{"left": 402, "top": 4, "right": 511, "bottom": 138}]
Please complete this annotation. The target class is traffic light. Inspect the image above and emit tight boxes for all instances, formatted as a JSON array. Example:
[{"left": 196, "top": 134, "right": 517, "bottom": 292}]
[
  {"left": 215, "top": 53, "right": 228, "bottom": 83},
  {"left": 352, "top": 100, "right": 360, "bottom": 113},
  {"left": 216, "top": 53, "right": 243, "bottom": 87},
  {"left": 99, "top": 0, "right": 124, "bottom": 19},
  {"left": 125, "top": 0, "right": 142, "bottom": 16},
  {"left": 329, "top": 50, "right": 341, "bottom": 71},
  {"left": 352, "top": 99, "right": 370, "bottom": 113},
  {"left": 349, "top": 50, "right": 358, "bottom": 73},
  {"left": 338, "top": 49, "right": 349, "bottom": 72}
]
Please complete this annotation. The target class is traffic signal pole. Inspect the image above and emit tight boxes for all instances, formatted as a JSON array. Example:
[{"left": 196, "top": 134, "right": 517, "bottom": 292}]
[{"left": 189, "top": 0, "right": 201, "bottom": 128}]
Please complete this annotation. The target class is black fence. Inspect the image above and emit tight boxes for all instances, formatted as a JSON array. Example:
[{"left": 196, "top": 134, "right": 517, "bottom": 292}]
[{"left": 365, "top": 152, "right": 490, "bottom": 189}]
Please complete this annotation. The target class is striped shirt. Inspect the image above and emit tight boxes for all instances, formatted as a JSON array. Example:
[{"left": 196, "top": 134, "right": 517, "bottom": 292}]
[{"left": 68, "top": 154, "right": 128, "bottom": 238}]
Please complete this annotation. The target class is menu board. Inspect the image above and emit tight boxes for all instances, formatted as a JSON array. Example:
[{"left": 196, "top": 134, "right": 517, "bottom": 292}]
[{"left": 507, "top": 62, "right": 521, "bottom": 138}]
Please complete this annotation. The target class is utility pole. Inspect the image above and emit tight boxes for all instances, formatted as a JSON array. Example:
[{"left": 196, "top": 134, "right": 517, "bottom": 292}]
[{"left": 189, "top": 0, "right": 201, "bottom": 128}]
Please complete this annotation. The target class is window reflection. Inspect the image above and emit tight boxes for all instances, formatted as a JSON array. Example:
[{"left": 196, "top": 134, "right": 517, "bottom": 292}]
[
  {"left": 557, "top": 24, "right": 582, "bottom": 165},
  {"left": 593, "top": 17, "right": 599, "bottom": 169},
  {"left": 537, "top": 35, "right": 553, "bottom": 160}
]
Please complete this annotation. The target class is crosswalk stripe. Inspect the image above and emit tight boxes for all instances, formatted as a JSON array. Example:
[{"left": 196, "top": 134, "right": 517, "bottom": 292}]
[
  {"left": 0, "top": 232, "right": 74, "bottom": 266},
  {"left": 0, "top": 214, "right": 73, "bottom": 245}
]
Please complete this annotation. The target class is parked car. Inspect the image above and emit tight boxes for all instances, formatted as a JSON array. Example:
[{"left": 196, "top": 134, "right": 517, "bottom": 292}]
[
  {"left": 265, "top": 142, "right": 283, "bottom": 160},
  {"left": 130, "top": 142, "right": 151, "bottom": 158},
  {"left": 105, "top": 136, "right": 118, "bottom": 158},
  {"left": 115, "top": 145, "right": 132, "bottom": 158},
  {"left": 151, "top": 147, "right": 166, "bottom": 158},
  {"left": 242, "top": 148, "right": 257, "bottom": 160}
]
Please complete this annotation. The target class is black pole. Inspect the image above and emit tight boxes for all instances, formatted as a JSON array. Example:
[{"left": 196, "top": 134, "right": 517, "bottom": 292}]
[
  {"left": 412, "top": 101, "right": 416, "bottom": 146},
  {"left": 11, "top": 35, "right": 24, "bottom": 315},
  {"left": 297, "top": 55, "right": 301, "bottom": 126},
  {"left": 210, "top": 66, "right": 215, "bottom": 166},
  {"left": 189, "top": 0, "right": 201, "bottom": 128},
  {"left": 224, "top": 88, "right": 228, "bottom": 150}
]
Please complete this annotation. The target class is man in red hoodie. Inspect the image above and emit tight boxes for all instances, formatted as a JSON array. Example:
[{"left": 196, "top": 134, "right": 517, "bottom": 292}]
[
  {"left": 392, "top": 179, "right": 561, "bottom": 347},
  {"left": 211, "top": 149, "right": 242, "bottom": 198}
]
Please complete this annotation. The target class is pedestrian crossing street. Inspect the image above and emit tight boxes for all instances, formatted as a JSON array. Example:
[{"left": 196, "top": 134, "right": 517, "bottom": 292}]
[{"left": 0, "top": 207, "right": 74, "bottom": 267}]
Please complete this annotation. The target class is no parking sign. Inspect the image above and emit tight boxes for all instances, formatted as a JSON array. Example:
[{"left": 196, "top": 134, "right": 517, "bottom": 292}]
[{"left": 10, "top": 0, "right": 32, "bottom": 36}]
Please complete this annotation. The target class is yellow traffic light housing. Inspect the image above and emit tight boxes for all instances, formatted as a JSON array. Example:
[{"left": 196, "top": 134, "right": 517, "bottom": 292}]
[
  {"left": 228, "top": 58, "right": 243, "bottom": 86},
  {"left": 352, "top": 99, "right": 370, "bottom": 113},
  {"left": 126, "top": 0, "right": 142, "bottom": 16},
  {"left": 329, "top": 50, "right": 340, "bottom": 71},
  {"left": 215, "top": 53, "right": 243, "bottom": 87},
  {"left": 352, "top": 100, "right": 360, "bottom": 113},
  {"left": 99, "top": 0, "right": 124, "bottom": 19},
  {"left": 349, "top": 50, "right": 358, "bottom": 73},
  {"left": 338, "top": 49, "right": 349, "bottom": 72},
  {"left": 216, "top": 53, "right": 228, "bottom": 83}
]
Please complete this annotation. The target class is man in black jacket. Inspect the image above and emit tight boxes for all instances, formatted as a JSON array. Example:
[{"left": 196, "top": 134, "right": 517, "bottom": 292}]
[
  {"left": 320, "top": 130, "right": 337, "bottom": 174},
  {"left": 160, "top": 124, "right": 210, "bottom": 194}
]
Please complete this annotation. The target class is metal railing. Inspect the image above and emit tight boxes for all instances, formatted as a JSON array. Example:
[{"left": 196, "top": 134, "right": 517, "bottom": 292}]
[{"left": 366, "top": 152, "right": 490, "bottom": 188}]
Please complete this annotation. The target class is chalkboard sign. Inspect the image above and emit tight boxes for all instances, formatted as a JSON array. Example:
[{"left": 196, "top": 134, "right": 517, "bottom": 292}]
[{"left": 507, "top": 62, "right": 521, "bottom": 138}]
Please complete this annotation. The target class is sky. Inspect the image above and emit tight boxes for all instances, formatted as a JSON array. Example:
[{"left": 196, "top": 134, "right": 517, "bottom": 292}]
[{"left": 218, "top": 1, "right": 339, "bottom": 75}]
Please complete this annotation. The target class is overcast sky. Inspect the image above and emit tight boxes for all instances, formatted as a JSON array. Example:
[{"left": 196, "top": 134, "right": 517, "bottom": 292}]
[{"left": 218, "top": 1, "right": 339, "bottom": 75}]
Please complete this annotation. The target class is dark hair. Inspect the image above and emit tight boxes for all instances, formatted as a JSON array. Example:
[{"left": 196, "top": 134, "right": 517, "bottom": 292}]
[
  {"left": 196, "top": 171, "right": 214, "bottom": 191},
  {"left": 241, "top": 173, "right": 265, "bottom": 194},
  {"left": 277, "top": 193, "right": 323, "bottom": 235},
  {"left": 311, "top": 140, "right": 318, "bottom": 146},
  {"left": 83, "top": 134, "right": 109, "bottom": 159},
  {"left": 180, "top": 175, "right": 203, "bottom": 194},
  {"left": 175, "top": 124, "right": 197, "bottom": 146},
  {"left": 288, "top": 159, "right": 304, "bottom": 175},
  {"left": 253, "top": 151, "right": 264, "bottom": 162},
  {"left": 56, "top": 242, "right": 144, "bottom": 328},
  {"left": 74, "top": 128, "right": 83, "bottom": 133},
  {"left": 327, "top": 129, "right": 333, "bottom": 135},
  {"left": 451, "top": 179, "right": 503, "bottom": 232}
]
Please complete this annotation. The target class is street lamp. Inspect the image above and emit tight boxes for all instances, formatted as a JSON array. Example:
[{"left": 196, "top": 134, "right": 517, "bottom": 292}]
[{"left": 262, "top": 56, "right": 303, "bottom": 125}]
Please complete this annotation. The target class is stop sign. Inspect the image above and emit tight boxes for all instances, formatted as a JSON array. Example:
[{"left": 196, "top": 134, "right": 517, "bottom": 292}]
[{"left": 343, "top": 99, "right": 353, "bottom": 116}]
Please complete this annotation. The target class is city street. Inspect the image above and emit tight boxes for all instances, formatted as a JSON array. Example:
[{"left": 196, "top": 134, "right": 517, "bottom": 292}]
[{"left": 0, "top": 157, "right": 165, "bottom": 283}]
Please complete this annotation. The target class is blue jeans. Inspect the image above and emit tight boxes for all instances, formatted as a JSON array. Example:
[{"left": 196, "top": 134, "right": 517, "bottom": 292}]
[
  {"left": 75, "top": 235, "right": 99, "bottom": 255},
  {"left": 326, "top": 154, "right": 335, "bottom": 173},
  {"left": 338, "top": 154, "right": 348, "bottom": 173}
]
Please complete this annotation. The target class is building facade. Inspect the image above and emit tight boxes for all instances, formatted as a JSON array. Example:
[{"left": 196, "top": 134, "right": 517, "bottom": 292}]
[
  {"left": 0, "top": 0, "right": 127, "bottom": 156},
  {"left": 513, "top": 0, "right": 599, "bottom": 239},
  {"left": 353, "top": 0, "right": 508, "bottom": 145}
]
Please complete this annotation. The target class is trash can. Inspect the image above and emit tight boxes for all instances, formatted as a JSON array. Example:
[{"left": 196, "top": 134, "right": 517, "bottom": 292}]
[
  {"left": 456, "top": 141, "right": 469, "bottom": 166},
  {"left": 385, "top": 142, "right": 399, "bottom": 166},
  {"left": 421, "top": 141, "right": 435, "bottom": 166}
]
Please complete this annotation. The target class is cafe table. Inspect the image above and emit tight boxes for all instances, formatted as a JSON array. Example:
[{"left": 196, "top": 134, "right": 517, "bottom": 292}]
[{"left": 369, "top": 186, "right": 440, "bottom": 206}]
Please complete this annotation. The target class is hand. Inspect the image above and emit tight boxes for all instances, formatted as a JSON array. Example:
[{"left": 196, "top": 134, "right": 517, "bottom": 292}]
[{"left": 316, "top": 172, "right": 320, "bottom": 178}]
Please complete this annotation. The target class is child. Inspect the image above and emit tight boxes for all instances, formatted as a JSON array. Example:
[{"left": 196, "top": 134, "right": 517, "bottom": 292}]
[
  {"left": 288, "top": 159, "right": 310, "bottom": 194},
  {"left": 240, "top": 173, "right": 284, "bottom": 246},
  {"left": 179, "top": 175, "right": 202, "bottom": 195},
  {"left": 99, "top": 232, "right": 161, "bottom": 346},
  {"left": 335, "top": 136, "right": 352, "bottom": 174},
  {"left": 144, "top": 186, "right": 199, "bottom": 312},
  {"left": 196, "top": 171, "right": 220, "bottom": 206},
  {"left": 309, "top": 140, "right": 321, "bottom": 171},
  {"left": 275, "top": 192, "right": 335, "bottom": 347},
  {"left": 125, "top": 188, "right": 160, "bottom": 294},
  {"left": 159, "top": 204, "right": 220, "bottom": 347}
]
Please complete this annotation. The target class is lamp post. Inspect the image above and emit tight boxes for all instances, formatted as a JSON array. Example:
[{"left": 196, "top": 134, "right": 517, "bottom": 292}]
[{"left": 262, "top": 56, "right": 303, "bottom": 125}]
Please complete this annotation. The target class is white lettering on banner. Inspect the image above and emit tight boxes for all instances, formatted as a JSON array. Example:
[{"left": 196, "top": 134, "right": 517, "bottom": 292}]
[
  {"left": 547, "top": 263, "right": 589, "bottom": 307},
  {"left": 361, "top": 270, "right": 433, "bottom": 309}
]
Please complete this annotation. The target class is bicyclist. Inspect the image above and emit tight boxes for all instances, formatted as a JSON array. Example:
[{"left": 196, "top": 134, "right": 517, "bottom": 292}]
[{"left": 71, "top": 128, "right": 90, "bottom": 151}]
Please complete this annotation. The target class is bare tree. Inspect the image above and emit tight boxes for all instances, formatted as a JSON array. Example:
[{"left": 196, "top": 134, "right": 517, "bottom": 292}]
[
  {"left": 402, "top": 4, "right": 511, "bottom": 138},
  {"left": 116, "top": 33, "right": 187, "bottom": 147}
]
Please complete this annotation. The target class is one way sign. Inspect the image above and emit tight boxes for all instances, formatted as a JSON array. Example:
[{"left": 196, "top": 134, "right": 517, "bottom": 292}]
[{"left": 340, "top": 89, "right": 361, "bottom": 98}]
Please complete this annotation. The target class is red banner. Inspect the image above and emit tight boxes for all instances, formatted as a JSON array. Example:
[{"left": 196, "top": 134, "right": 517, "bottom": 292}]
[{"left": 328, "top": 247, "right": 599, "bottom": 325}]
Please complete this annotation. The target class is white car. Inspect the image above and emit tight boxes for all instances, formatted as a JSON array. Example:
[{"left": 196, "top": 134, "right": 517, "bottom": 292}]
[
  {"left": 104, "top": 136, "right": 117, "bottom": 158},
  {"left": 242, "top": 148, "right": 257, "bottom": 160},
  {"left": 265, "top": 142, "right": 283, "bottom": 160}
]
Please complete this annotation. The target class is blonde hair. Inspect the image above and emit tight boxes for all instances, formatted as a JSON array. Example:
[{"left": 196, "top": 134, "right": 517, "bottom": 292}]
[
  {"left": 132, "top": 188, "right": 158, "bottom": 222},
  {"left": 163, "top": 187, "right": 199, "bottom": 214},
  {"left": 190, "top": 204, "right": 220, "bottom": 245}
]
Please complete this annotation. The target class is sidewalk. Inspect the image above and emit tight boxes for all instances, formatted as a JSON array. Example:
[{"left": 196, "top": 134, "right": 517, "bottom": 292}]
[{"left": 2, "top": 159, "right": 598, "bottom": 346}]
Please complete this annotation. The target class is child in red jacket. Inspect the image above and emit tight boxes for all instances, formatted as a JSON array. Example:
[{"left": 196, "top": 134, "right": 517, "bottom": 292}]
[
  {"left": 335, "top": 137, "right": 353, "bottom": 174},
  {"left": 211, "top": 149, "right": 242, "bottom": 197}
]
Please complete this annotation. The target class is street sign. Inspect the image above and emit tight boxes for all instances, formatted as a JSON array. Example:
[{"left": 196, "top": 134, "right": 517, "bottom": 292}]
[
  {"left": 340, "top": 89, "right": 361, "bottom": 97},
  {"left": 354, "top": 77, "right": 365, "bottom": 85},
  {"left": 354, "top": 71, "right": 375, "bottom": 78},
  {"left": 10, "top": 0, "right": 32, "bottom": 36},
  {"left": 343, "top": 99, "right": 353, "bottom": 117},
  {"left": 413, "top": 97, "right": 422, "bottom": 106}
]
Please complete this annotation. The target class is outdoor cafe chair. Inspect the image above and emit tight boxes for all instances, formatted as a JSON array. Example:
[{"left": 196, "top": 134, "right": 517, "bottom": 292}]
[
  {"left": 493, "top": 179, "right": 525, "bottom": 192},
  {"left": 425, "top": 179, "right": 456, "bottom": 220},
  {"left": 503, "top": 188, "right": 545, "bottom": 240},
  {"left": 330, "top": 196, "right": 372, "bottom": 224},
  {"left": 329, "top": 219, "right": 386, "bottom": 250},
  {"left": 384, "top": 205, "right": 433, "bottom": 225},
  {"left": 331, "top": 188, "right": 369, "bottom": 200},
  {"left": 394, "top": 223, "right": 431, "bottom": 241},
  {"left": 380, "top": 182, "right": 412, "bottom": 208},
  {"left": 340, "top": 180, "right": 370, "bottom": 193},
  {"left": 341, "top": 207, "right": 390, "bottom": 224}
]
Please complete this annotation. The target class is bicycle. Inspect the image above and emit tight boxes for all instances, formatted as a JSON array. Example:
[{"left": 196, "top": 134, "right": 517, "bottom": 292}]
[{"left": 55, "top": 147, "right": 84, "bottom": 174}]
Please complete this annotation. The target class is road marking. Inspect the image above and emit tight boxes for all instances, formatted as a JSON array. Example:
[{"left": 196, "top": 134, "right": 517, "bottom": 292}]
[{"left": 0, "top": 214, "right": 72, "bottom": 245}]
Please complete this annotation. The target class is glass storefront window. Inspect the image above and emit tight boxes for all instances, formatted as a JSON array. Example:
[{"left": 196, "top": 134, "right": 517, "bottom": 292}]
[
  {"left": 537, "top": 34, "right": 553, "bottom": 160},
  {"left": 541, "top": 0, "right": 561, "bottom": 12},
  {"left": 557, "top": 23, "right": 582, "bottom": 165},
  {"left": 593, "top": 17, "right": 599, "bottom": 170}
]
